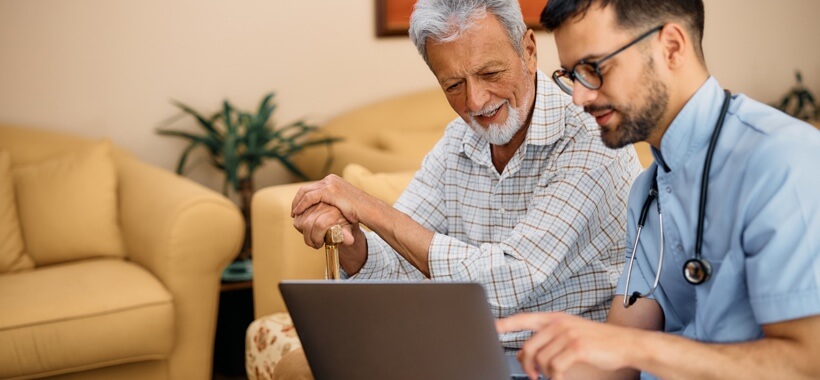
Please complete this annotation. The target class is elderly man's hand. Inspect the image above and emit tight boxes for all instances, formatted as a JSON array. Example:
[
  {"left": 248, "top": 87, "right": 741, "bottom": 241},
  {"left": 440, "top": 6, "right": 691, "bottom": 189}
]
[
  {"left": 292, "top": 174, "right": 382, "bottom": 225},
  {"left": 292, "top": 202, "right": 358, "bottom": 249}
]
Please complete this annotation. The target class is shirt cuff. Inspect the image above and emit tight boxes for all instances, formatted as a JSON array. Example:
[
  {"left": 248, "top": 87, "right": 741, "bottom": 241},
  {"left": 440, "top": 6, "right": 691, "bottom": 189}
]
[
  {"left": 350, "top": 231, "right": 390, "bottom": 279},
  {"left": 752, "top": 289, "right": 820, "bottom": 324},
  {"left": 427, "top": 233, "right": 464, "bottom": 280}
]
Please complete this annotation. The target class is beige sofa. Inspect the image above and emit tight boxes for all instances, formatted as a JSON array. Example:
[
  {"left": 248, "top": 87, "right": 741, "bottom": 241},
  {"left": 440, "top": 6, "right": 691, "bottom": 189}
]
[
  {"left": 245, "top": 89, "right": 655, "bottom": 378},
  {"left": 0, "top": 125, "right": 244, "bottom": 379},
  {"left": 251, "top": 89, "right": 654, "bottom": 318}
]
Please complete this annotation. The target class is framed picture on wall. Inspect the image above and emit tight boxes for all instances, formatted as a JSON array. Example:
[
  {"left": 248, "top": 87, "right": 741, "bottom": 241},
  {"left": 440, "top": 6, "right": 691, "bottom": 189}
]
[{"left": 376, "top": 0, "right": 546, "bottom": 37}]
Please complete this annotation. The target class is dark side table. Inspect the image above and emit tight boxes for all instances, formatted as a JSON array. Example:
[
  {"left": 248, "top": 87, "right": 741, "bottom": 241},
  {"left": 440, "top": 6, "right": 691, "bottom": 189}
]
[{"left": 213, "top": 280, "right": 255, "bottom": 378}]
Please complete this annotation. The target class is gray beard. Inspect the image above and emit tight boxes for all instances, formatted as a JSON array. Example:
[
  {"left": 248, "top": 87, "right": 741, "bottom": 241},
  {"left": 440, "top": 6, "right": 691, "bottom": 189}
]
[{"left": 467, "top": 99, "right": 524, "bottom": 145}]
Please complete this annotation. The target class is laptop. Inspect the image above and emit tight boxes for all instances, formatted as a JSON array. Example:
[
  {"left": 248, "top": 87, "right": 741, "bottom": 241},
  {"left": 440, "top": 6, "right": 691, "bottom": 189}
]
[{"left": 279, "top": 280, "right": 534, "bottom": 380}]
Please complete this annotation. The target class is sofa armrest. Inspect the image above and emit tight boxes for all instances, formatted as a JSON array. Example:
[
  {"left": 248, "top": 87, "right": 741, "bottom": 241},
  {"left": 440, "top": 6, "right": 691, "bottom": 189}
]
[
  {"left": 115, "top": 153, "right": 243, "bottom": 281},
  {"left": 114, "top": 152, "right": 244, "bottom": 379},
  {"left": 251, "top": 183, "right": 326, "bottom": 317}
]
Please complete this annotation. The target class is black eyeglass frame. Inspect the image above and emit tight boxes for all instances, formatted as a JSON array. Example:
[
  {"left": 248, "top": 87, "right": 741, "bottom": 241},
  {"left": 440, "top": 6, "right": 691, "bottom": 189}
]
[{"left": 552, "top": 25, "right": 664, "bottom": 95}]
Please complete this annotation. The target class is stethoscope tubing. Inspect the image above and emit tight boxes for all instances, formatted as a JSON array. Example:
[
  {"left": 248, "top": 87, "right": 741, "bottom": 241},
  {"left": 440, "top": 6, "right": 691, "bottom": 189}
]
[{"left": 622, "top": 89, "right": 732, "bottom": 307}]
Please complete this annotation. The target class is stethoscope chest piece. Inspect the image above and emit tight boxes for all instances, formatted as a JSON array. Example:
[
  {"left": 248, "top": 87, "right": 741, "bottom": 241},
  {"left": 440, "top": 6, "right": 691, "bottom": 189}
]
[{"left": 683, "top": 258, "right": 711, "bottom": 285}]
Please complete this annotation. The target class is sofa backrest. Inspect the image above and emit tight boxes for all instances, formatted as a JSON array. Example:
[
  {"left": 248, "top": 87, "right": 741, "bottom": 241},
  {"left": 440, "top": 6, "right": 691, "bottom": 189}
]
[
  {"left": 321, "top": 88, "right": 457, "bottom": 147},
  {"left": 0, "top": 125, "right": 98, "bottom": 165}
]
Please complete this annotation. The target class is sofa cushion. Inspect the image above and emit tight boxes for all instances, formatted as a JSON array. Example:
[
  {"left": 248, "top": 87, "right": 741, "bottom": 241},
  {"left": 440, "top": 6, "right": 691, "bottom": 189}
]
[
  {"left": 0, "top": 150, "right": 35, "bottom": 273},
  {"left": 376, "top": 129, "right": 442, "bottom": 165},
  {"left": 12, "top": 141, "right": 125, "bottom": 266},
  {"left": 0, "top": 259, "right": 174, "bottom": 379},
  {"left": 342, "top": 164, "right": 415, "bottom": 206}
]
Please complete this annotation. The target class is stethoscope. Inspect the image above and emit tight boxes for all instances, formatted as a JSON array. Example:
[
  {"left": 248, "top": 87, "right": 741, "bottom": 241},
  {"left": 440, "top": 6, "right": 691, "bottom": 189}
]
[{"left": 623, "top": 89, "right": 732, "bottom": 308}]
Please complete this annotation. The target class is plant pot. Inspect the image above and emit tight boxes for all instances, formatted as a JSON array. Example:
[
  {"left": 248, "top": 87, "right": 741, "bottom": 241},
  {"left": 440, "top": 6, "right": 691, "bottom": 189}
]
[{"left": 222, "top": 258, "right": 253, "bottom": 282}]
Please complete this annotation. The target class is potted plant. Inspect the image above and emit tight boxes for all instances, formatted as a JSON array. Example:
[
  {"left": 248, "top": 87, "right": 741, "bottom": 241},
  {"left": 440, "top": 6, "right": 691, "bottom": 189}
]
[
  {"left": 158, "top": 92, "right": 341, "bottom": 280},
  {"left": 774, "top": 70, "right": 819, "bottom": 122}
]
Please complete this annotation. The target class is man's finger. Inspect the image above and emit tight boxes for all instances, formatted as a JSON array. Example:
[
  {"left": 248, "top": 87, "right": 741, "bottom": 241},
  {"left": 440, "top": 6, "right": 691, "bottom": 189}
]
[
  {"left": 341, "top": 224, "right": 356, "bottom": 246},
  {"left": 291, "top": 181, "right": 322, "bottom": 216},
  {"left": 496, "top": 312, "right": 558, "bottom": 333}
]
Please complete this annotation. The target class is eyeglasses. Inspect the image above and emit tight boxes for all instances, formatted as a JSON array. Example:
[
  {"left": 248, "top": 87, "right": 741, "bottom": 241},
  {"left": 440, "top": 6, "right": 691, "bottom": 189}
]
[{"left": 552, "top": 25, "right": 664, "bottom": 95}]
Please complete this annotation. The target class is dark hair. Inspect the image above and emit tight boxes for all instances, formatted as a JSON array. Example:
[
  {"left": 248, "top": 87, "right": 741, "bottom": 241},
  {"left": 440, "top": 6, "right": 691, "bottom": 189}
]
[{"left": 540, "top": 0, "right": 705, "bottom": 61}]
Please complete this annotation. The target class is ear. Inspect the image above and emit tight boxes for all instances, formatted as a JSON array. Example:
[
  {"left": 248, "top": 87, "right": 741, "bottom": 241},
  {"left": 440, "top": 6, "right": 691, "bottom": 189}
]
[
  {"left": 522, "top": 29, "right": 538, "bottom": 75},
  {"left": 657, "top": 23, "right": 688, "bottom": 70}
]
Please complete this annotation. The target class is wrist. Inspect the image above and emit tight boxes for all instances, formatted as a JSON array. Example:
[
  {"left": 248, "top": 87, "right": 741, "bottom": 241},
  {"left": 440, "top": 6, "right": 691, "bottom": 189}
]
[
  {"left": 357, "top": 197, "right": 392, "bottom": 231},
  {"left": 625, "top": 328, "right": 657, "bottom": 372}
]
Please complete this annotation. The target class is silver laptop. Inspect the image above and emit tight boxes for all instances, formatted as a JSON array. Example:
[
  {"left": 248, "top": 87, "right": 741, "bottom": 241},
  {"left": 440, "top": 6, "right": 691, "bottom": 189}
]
[{"left": 279, "top": 281, "right": 533, "bottom": 380}]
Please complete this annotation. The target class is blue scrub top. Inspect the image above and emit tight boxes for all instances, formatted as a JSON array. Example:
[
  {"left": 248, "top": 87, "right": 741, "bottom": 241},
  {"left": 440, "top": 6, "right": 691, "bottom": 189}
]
[{"left": 616, "top": 77, "right": 820, "bottom": 346}]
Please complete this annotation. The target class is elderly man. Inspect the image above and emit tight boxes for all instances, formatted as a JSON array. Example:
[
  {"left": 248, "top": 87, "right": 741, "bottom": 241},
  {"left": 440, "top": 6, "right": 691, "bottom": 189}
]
[
  {"left": 275, "top": 0, "right": 641, "bottom": 377},
  {"left": 497, "top": 1, "right": 820, "bottom": 379}
]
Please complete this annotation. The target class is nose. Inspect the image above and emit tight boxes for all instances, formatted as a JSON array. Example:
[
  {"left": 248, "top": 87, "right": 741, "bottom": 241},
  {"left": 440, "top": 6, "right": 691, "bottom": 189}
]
[
  {"left": 571, "top": 82, "right": 598, "bottom": 107},
  {"left": 465, "top": 80, "right": 489, "bottom": 112}
]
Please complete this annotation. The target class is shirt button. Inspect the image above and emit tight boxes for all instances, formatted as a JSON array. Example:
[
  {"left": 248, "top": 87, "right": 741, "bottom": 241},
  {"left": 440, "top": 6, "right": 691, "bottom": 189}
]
[
  {"left": 665, "top": 186, "right": 672, "bottom": 193},
  {"left": 499, "top": 208, "right": 506, "bottom": 214},
  {"left": 676, "top": 243, "right": 683, "bottom": 251}
]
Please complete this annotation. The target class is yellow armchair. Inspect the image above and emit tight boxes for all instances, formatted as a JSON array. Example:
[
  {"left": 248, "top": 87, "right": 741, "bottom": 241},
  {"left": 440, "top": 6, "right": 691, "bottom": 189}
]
[
  {"left": 0, "top": 125, "right": 244, "bottom": 380},
  {"left": 250, "top": 88, "right": 656, "bottom": 318}
]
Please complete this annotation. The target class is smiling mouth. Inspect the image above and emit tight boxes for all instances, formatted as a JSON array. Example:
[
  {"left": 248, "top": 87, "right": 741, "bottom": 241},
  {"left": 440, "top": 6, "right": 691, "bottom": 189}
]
[
  {"left": 471, "top": 102, "right": 505, "bottom": 123},
  {"left": 479, "top": 105, "right": 501, "bottom": 117}
]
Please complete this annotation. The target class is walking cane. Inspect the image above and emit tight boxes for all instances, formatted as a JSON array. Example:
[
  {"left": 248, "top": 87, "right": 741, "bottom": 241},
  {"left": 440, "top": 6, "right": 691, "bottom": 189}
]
[{"left": 324, "top": 224, "right": 343, "bottom": 280}]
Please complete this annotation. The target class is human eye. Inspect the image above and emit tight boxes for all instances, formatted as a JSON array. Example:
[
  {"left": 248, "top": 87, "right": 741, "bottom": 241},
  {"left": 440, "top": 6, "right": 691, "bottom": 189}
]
[
  {"left": 481, "top": 70, "right": 502, "bottom": 79},
  {"left": 444, "top": 81, "right": 462, "bottom": 93}
]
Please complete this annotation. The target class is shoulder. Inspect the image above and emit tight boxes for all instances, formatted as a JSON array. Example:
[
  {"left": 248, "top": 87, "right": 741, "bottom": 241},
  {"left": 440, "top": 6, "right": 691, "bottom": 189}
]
[
  {"left": 729, "top": 95, "right": 820, "bottom": 171},
  {"left": 426, "top": 117, "right": 470, "bottom": 156}
]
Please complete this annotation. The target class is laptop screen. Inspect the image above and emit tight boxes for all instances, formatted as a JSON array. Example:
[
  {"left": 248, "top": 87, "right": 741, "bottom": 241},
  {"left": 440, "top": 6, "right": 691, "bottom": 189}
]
[{"left": 279, "top": 281, "right": 517, "bottom": 380}]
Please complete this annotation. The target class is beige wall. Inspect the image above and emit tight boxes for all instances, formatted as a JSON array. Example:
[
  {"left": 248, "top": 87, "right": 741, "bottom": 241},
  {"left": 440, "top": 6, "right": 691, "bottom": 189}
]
[{"left": 1, "top": 0, "right": 819, "bottom": 191}]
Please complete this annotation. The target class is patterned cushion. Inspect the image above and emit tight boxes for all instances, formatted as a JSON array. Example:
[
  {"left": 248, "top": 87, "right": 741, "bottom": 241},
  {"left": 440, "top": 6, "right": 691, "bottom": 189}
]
[{"left": 246, "top": 313, "right": 303, "bottom": 380}]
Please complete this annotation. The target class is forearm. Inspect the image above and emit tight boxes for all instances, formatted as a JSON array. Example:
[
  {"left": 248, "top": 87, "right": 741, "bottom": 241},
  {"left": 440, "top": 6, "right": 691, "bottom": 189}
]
[
  {"left": 633, "top": 329, "right": 818, "bottom": 380},
  {"left": 358, "top": 198, "right": 434, "bottom": 277}
]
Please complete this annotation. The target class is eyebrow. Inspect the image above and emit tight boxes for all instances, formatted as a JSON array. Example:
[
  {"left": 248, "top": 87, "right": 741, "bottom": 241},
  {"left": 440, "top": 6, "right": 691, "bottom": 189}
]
[
  {"left": 437, "top": 60, "right": 507, "bottom": 83},
  {"left": 561, "top": 52, "right": 606, "bottom": 70}
]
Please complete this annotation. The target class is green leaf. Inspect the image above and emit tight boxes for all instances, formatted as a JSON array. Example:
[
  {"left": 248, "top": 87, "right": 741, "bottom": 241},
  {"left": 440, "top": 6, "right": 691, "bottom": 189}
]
[
  {"left": 274, "top": 155, "right": 310, "bottom": 181},
  {"left": 255, "top": 93, "right": 276, "bottom": 126},
  {"left": 157, "top": 91, "right": 341, "bottom": 193},
  {"left": 169, "top": 99, "right": 221, "bottom": 136},
  {"left": 175, "top": 141, "right": 202, "bottom": 174}
]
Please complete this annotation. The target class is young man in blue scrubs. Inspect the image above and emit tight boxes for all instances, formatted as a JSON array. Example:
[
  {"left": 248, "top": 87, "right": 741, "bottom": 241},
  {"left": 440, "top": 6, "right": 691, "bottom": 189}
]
[{"left": 498, "top": 0, "right": 820, "bottom": 379}]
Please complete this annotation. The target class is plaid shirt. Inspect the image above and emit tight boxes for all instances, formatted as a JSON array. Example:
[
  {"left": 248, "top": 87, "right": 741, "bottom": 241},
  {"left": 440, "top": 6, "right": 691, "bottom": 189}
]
[{"left": 354, "top": 70, "right": 642, "bottom": 349}]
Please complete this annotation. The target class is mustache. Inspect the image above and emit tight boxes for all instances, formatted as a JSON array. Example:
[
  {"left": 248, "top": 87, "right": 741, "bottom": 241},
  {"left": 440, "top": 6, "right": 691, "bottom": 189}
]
[
  {"left": 584, "top": 104, "right": 613, "bottom": 114},
  {"left": 469, "top": 100, "right": 506, "bottom": 117}
]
